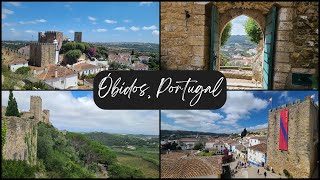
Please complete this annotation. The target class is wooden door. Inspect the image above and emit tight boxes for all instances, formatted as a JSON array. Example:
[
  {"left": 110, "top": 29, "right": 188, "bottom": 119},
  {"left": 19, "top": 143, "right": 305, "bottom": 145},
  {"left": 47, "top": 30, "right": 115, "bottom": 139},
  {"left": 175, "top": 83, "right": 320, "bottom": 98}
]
[{"left": 263, "top": 6, "right": 277, "bottom": 89}]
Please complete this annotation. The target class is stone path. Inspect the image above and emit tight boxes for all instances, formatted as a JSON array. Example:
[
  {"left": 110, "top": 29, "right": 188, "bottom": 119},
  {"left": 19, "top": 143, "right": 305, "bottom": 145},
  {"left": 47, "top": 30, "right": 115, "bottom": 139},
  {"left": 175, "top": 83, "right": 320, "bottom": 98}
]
[{"left": 227, "top": 78, "right": 263, "bottom": 90}]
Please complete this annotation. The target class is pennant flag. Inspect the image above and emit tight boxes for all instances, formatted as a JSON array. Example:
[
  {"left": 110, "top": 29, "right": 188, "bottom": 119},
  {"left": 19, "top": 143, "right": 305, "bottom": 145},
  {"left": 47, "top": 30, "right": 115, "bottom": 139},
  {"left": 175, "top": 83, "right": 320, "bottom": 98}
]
[
  {"left": 279, "top": 109, "right": 289, "bottom": 150},
  {"left": 311, "top": 94, "right": 315, "bottom": 100}
]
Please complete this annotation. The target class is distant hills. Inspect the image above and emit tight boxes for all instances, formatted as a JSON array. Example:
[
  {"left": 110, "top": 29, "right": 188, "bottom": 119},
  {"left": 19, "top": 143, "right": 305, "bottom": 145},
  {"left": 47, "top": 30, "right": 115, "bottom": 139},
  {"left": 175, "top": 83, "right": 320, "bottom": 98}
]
[
  {"left": 224, "top": 35, "right": 256, "bottom": 47},
  {"left": 161, "top": 130, "right": 229, "bottom": 139}
]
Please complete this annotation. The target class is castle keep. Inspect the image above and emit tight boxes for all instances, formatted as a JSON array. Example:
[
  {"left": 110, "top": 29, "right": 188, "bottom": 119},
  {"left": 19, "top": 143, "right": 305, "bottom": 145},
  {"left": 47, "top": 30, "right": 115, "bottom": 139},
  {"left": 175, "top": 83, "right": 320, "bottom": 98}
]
[
  {"left": 74, "top": 32, "right": 82, "bottom": 42},
  {"left": 2, "top": 96, "right": 51, "bottom": 165},
  {"left": 266, "top": 96, "right": 319, "bottom": 178},
  {"left": 29, "top": 43, "right": 56, "bottom": 67},
  {"left": 38, "top": 31, "right": 63, "bottom": 50}
]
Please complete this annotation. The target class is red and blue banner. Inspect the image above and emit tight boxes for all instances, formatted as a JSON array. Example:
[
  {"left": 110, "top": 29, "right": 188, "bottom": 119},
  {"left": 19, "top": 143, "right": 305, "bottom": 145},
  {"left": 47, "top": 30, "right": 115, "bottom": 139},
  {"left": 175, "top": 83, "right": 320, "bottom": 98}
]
[{"left": 279, "top": 110, "right": 289, "bottom": 150}]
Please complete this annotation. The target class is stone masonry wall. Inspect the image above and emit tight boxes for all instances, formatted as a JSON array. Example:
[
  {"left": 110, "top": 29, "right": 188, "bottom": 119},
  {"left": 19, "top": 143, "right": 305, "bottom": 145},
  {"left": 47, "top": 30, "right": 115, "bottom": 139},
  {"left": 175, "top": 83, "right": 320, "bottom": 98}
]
[
  {"left": 2, "top": 116, "right": 37, "bottom": 165},
  {"left": 273, "top": 2, "right": 318, "bottom": 89},
  {"left": 266, "top": 96, "right": 318, "bottom": 178},
  {"left": 161, "top": 2, "right": 209, "bottom": 70},
  {"left": 29, "top": 43, "right": 55, "bottom": 67}
]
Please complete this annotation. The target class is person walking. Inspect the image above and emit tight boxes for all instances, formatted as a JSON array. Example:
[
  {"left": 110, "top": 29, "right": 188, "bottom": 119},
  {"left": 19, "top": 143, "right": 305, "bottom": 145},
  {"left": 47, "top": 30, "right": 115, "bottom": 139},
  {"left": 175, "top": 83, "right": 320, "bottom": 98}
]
[
  {"left": 257, "top": 169, "right": 260, "bottom": 174},
  {"left": 264, "top": 171, "right": 267, "bottom": 178}
]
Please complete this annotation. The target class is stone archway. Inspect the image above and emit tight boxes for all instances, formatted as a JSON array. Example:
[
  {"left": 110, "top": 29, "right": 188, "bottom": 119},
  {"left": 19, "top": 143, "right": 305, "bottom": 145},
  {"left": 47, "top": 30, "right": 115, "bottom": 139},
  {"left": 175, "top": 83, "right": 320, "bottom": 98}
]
[
  {"left": 218, "top": 10, "right": 266, "bottom": 89},
  {"left": 204, "top": 2, "right": 279, "bottom": 89},
  {"left": 161, "top": 2, "right": 319, "bottom": 89}
]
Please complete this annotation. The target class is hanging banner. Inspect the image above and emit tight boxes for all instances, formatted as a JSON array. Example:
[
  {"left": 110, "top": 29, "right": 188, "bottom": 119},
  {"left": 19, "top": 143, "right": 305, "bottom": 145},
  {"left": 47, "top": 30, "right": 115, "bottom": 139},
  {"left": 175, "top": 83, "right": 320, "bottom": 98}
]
[{"left": 279, "top": 109, "right": 289, "bottom": 150}]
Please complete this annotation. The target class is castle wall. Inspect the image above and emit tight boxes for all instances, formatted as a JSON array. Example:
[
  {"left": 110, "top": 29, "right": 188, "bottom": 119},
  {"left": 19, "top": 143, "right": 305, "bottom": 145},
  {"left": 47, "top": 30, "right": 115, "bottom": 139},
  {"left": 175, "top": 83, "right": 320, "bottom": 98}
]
[
  {"left": 266, "top": 97, "right": 318, "bottom": 178},
  {"left": 29, "top": 43, "right": 55, "bottom": 67},
  {"left": 2, "top": 116, "right": 37, "bottom": 165}
]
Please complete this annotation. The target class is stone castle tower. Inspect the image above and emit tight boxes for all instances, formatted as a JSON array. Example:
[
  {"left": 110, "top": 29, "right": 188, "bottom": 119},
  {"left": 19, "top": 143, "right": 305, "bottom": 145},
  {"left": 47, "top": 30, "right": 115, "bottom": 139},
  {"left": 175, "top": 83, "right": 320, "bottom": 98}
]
[
  {"left": 29, "top": 31, "right": 63, "bottom": 67},
  {"left": 38, "top": 31, "right": 63, "bottom": 50},
  {"left": 74, "top": 32, "right": 82, "bottom": 42},
  {"left": 2, "top": 96, "right": 51, "bottom": 165},
  {"left": 266, "top": 96, "right": 319, "bottom": 178}
]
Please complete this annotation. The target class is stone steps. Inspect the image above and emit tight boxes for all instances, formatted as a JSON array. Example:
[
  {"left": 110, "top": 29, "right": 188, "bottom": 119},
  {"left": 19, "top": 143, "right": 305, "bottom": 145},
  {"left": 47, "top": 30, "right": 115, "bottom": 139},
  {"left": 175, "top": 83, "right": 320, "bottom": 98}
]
[{"left": 226, "top": 78, "right": 263, "bottom": 90}]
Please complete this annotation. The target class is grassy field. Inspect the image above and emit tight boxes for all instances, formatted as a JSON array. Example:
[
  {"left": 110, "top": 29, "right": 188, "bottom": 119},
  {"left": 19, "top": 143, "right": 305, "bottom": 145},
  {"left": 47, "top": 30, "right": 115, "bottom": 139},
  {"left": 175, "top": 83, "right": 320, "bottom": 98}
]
[{"left": 116, "top": 154, "right": 159, "bottom": 178}]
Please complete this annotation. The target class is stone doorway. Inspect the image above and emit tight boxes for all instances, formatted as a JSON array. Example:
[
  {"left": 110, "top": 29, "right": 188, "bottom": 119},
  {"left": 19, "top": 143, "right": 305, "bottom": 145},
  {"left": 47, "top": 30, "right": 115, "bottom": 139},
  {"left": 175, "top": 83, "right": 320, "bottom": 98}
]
[
  {"left": 161, "top": 2, "right": 318, "bottom": 90},
  {"left": 208, "top": 3, "right": 277, "bottom": 90}
]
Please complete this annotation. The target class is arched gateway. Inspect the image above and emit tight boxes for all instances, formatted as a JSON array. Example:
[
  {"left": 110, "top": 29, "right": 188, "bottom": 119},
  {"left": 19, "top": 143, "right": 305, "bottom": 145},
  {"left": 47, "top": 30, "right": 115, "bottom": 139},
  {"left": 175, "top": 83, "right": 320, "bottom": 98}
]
[{"left": 161, "top": 2, "right": 318, "bottom": 90}]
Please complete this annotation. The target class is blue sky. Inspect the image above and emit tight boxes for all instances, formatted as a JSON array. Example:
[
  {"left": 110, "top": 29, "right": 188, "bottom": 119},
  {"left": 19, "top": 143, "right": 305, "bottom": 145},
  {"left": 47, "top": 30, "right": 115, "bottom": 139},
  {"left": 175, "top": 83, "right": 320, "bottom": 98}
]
[
  {"left": 230, "top": 15, "right": 248, "bottom": 35},
  {"left": 161, "top": 91, "right": 318, "bottom": 134},
  {"left": 2, "top": 91, "right": 159, "bottom": 135},
  {"left": 2, "top": 2, "right": 159, "bottom": 43}
]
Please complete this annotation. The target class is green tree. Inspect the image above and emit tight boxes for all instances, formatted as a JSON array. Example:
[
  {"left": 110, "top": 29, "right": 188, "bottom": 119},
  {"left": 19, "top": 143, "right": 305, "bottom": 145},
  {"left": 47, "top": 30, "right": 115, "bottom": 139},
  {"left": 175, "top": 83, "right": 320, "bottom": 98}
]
[
  {"left": 241, "top": 128, "right": 247, "bottom": 138},
  {"left": 65, "top": 50, "right": 82, "bottom": 65},
  {"left": 245, "top": 18, "right": 262, "bottom": 44},
  {"left": 15, "top": 67, "right": 31, "bottom": 75},
  {"left": 5, "top": 91, "right": 20, "bottom": 117},
  {"left": 221, "top": 23, "right": 232, "bottom": 46},
  {"left": 131, "top": 49, "right": 134, "bottom": 55},
  {"left": 193, "top": 143, "right": 204, "bottom": 150},
  {"left": 2, "top": 118, "right": 6, "bottom": 149}
]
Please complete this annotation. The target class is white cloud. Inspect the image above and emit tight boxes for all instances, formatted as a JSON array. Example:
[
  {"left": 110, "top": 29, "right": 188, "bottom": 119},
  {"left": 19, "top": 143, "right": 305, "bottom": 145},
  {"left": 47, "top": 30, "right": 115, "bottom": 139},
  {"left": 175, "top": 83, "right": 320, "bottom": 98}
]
[
  {"left": 230, "top": 15, "right": 248, "bottom": 35},
  {"left": 68, "top": 30, "right": 75, "bottom": 33},
  {"left": 140, "top": 2, "right": 153, "bottom": 6},
  {"left": 1, "top": 91, "right": 159, "bottom": 135},
  {"left": 105, "top": 19, "right": 117, "bottom": 24},
  {"left": 161, "top": 122, "right": 187, "bottom": 131},
  {"left": 25, "top": 30, "right": 36, "bottom": 34},
  {"left": 7, "top": 2, "right": 22, "bottom": 7},
  {"left": 220, "top": 91, "right": 268, "bottom": 126},
  {"left": 88, "top": 16, "right": 96, "bottom": 21},
  {"left": 152, "top": 30, "right": 159, "bottom": 36},
  {"left": 64, "top": 4, "right": 72, "bottom": 10},
  {"left": 3, "top": 22, "right": 16, "bottom": 27},
  {"left": 246, "top": 123, "right": 268, "bottom": 131},
  {"left": 142, "top": 25, "right": 157, "bottom": 30},
  {"left": 93, "top": 28, "right": 107, "bottom": 32},
  {"left": 130, "top": 26, "right": 140, "bottom": 31},
  {"left": 19, "top": 19, "right": 47, "bottom": 24},
  {"left": 10, "top": 28, "right": 16, "bottom": 32},
  {"left": 162, "top": 110, "right": 223, "bottom": 129},
  {"left": 123, "top": 19, "right": 132, "bottom": 23},
  {"left": 36, "top": 19, "right": 47, "bottom": 23},
  {"left": 2, "top": 8, "right": 14, "bottom": 19},
  {"left": 114, "top": 27, "right": 127, "bottom": 31}
]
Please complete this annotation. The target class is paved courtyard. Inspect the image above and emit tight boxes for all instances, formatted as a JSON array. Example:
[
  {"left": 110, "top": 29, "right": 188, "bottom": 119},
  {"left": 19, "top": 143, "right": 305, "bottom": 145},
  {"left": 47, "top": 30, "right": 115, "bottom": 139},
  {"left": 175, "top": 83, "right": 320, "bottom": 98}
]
[{"left": 229, "top": 158, "right": 286, "bottom": 178}]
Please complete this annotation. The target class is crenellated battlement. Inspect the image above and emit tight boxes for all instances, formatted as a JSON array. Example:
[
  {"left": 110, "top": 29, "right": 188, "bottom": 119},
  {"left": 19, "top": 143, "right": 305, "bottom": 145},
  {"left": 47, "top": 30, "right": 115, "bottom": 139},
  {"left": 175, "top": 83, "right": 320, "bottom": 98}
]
[
  {"left": 268, "top": 95, "right": 316, "bottom": 112},
  {"left": 30, "top": 42, "right": 55, "bottom": 46}
]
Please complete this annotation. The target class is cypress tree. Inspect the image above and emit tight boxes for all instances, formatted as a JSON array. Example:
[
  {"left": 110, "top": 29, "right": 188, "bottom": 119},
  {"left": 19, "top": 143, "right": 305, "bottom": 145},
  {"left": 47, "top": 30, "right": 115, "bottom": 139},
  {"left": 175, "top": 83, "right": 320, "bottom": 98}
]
[{"left": 5, "top": 91, "right": 20, "bottom": 117}]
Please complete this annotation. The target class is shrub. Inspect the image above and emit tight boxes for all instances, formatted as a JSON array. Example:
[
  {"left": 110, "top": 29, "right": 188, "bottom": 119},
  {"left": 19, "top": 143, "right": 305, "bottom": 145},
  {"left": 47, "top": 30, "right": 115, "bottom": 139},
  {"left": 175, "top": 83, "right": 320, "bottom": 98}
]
[
  {"left": 15, "top": 67, "right": 31, "bottom": 75},
  {"left": 65, "top": 50, "right": 82, "bottom": 65}
]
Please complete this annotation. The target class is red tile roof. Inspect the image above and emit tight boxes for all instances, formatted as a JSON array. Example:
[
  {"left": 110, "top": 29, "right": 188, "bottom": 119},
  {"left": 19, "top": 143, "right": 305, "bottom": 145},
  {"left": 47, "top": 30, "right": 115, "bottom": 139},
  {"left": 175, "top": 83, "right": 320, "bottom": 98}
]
[
  {"left": 73, "top": 63, "right": 98, "bottom": 71},
  {"left": 161, "top": 153, "right": 223, "bottom": 178},
  {"left": 248, "top": 143, "right": 267, "bottom": 153},
  {"left": 8, "top": 58, "right": 28, "bottom": 65},
  {"left": 35, "top": 64, "right": 77, "bottom": 81}
]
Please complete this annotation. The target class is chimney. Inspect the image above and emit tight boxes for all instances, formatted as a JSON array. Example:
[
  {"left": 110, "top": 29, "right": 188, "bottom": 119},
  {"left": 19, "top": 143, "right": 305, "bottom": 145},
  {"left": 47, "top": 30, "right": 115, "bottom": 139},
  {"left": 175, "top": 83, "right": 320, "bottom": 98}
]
[{"left": 55, "top": 69, "right": 58, "bottom": 78}]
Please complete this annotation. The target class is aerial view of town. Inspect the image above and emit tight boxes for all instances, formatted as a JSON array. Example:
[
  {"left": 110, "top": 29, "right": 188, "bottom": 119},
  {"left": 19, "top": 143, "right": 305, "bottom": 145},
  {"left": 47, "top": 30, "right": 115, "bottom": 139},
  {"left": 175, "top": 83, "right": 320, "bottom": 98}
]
[
  {"left": 1, "top": 91, "right": 159, "bottom": 178},
  {"left": 1, "top": 2, "right": 159, "bottom": 90},
  {"left": 161, "top": 91, "right": 319, "bottom": 178}
]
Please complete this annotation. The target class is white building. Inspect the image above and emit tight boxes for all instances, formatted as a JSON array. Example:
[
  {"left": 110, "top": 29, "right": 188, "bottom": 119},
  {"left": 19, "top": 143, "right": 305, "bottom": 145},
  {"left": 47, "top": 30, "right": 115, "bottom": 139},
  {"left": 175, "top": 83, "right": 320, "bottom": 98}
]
[
  {"left": 205, "top": 141, "right": 226, "bottom": 153},
  {"left": 248, "top": 137, "right": 267, "bottom": 147},
  {"left": 247, "top": 143, "right": 267, "bottom": 167},
  {"left": 35, "top": 65, "right": 78, "bottom": 89},
  {"left": 138, "top": 56, "right": 150, "bottom": 61},
  {"left": 8, "top": 58, "right": 29, "bottom": 72},
  {"left": 178, "top": 138, "right": 199, "bottom": 150},
  {"left": 72, "top": 62, "right": 101, "bottom": 76}
]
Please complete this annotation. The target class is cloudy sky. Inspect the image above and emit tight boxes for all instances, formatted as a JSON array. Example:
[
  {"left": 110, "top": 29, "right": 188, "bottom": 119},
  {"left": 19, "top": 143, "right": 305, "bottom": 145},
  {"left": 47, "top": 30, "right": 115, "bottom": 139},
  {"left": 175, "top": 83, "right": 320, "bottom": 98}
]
[
  {"left": 1, "top": 91, "right": 159, "bottom": 135},
  {"left": 230, "top": 15, "right": 248, "bottom": 35},
  {"left": 2, "top": 2, "right": 159, "bottom": 43},
  {"left": 161, "top": 91, "right": 318, "bottom": 134}
]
